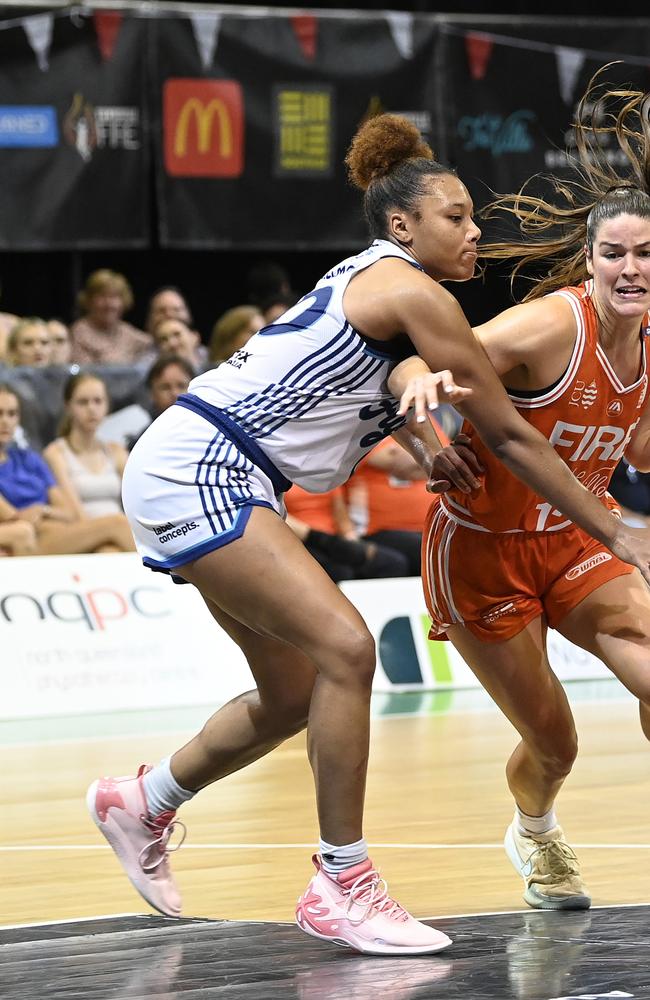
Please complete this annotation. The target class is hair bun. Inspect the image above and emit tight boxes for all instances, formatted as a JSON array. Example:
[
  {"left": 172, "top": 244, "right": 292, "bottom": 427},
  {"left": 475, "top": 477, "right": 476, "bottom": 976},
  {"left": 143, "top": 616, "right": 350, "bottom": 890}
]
[{"left": 345, "top": 113, "right": 435, "bottom": 191}]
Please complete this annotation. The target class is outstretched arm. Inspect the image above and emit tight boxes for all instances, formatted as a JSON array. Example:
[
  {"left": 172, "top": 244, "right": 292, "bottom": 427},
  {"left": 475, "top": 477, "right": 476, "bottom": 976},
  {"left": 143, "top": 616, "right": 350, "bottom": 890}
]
[{"left": 372, "top": 267, "right": 650, "bottom": 581}]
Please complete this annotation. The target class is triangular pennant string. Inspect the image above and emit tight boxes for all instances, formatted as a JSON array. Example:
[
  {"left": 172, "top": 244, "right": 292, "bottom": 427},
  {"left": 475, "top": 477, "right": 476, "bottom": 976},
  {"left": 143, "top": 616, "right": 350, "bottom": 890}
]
[
  {"left": 189, "top": 12, "right": 222, "bottom": 71},
  {"left": 290, "top": 14, "right": 317, "bottom": 62},
  {"left": 22, "top": 13, "right": 53, "bottom": 72},
  {"left": 386, "top": 11, "right": 414, "bottom": 60},
  {"left": 555, "top": 46, "right": 586, "bottom": 104},
  {"left": 93, "top": 11, "right": 123, "bottom": 62},
  {"left": 465, "top": 32, "right": 494, "bottom": 81}
]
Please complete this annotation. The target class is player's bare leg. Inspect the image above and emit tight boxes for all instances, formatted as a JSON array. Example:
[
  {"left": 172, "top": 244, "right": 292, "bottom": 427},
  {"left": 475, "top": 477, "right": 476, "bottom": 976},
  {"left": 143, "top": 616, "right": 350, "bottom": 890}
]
[{"left": 447, "top": 618, "right": 589, "bottom": 909}]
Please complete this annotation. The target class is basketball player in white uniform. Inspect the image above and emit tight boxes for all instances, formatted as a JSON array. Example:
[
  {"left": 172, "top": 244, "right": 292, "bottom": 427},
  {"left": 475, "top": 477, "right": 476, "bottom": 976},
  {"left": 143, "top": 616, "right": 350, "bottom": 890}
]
[{"left": 87, "top": 114, "right": 650, "bottom": 957}]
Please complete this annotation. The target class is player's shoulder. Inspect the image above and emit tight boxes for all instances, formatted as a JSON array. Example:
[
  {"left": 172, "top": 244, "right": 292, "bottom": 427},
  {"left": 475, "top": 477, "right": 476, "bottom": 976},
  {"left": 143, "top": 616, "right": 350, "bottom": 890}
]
[{"left": 478, "top": 291, "right": 576, "bottom": 343}]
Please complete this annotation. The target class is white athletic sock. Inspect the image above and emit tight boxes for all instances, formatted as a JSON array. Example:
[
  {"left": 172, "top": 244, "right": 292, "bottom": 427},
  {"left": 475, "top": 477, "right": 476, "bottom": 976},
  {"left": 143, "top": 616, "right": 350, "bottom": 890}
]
[
  {"left": 319, "top": 837, "right": 368, "bottom": 875},
  {"left": 142, "top": 757, "right": 195, "bottom": 817},
  {"left": 516, "top": 806, "right": 558, "bottom": 837}
]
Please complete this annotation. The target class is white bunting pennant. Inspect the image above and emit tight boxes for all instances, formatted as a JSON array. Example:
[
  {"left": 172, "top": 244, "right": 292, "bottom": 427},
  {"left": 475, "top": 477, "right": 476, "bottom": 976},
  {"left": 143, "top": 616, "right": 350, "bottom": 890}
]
[
  {"left": 189, "top": 11, "right": 222, "bottom": 71},
  {"left": 22, "top": 13, "right": 53, "bottom": 72},
  {"left": 555, "top": 46, "right": 586, "bottom": 105},
  {"left": 386, "top": 11, "right": 414, "bottom": 61}
]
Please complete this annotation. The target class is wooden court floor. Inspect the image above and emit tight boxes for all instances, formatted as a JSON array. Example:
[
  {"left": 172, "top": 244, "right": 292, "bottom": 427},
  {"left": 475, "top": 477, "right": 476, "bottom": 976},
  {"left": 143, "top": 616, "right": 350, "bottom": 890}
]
[{"left": 2, "top": 688, "right": 649, "bottom": 928}]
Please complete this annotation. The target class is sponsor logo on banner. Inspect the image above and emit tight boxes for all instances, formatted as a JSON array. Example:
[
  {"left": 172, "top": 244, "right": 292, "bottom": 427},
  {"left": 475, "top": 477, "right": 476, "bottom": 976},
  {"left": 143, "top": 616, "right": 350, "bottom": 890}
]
[
  {"left": 0, "top": 105, "right": 58, "bottom": 147},
  {"left": 274, "top": 85, "right": 333, "bottom": 176},
  {"left": 1, "top": 554, "right": 258, "bottom": 720},
  {"left": 164, "top": 79, "right": 244, "bottom": 178},
  {"left": 0, "top": 573, "right": 170, "bottom": 631},
  {"left": 378, "top": 613, "right": 454, "bottom": 686},
  {"left": 456, "top": 109, "right": 535, "bottom": 155},
  {"left": 565, "top": 552, "right": 612, "bottom": 581},
  {"left": 63, "top": 92, "right": 140, "bottom": 162}
]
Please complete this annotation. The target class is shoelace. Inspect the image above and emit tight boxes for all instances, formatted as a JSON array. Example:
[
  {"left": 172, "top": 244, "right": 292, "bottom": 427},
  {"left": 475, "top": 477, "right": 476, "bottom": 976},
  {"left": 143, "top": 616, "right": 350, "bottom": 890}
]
[
  {"left": 529, "top": 840, "right": 580, "bottom": 880},
  {"left": 343, "top": 869, "right": 408, "bottom": 924},
  {"left": 138, "top": 812, "right": 187, "bottom": 874}
]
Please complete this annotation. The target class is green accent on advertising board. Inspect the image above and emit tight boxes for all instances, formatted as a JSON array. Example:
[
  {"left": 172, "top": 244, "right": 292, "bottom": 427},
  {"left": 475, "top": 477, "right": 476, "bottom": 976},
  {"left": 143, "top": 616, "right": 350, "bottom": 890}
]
[{"left": 419, "top": 614, "right": 453, "bottom": 683}]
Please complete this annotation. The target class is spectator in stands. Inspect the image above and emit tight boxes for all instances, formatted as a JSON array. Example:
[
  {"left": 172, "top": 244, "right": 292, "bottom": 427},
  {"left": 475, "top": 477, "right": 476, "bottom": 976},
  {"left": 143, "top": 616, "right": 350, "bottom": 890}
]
[
  {"left": 6, "top": 318, "right": 51, "bottom": 367},
  {"left": 285, "top": 483, "right": 409, "bottom": 582},
  {"left": 208, "top": 305, "right": 265, "bottom": 366},
  {"left": 0, "top": 310, "right": 19, "bottom": 363},
  {"left": 151, "top": 318, "right": 208, "bottom": 372},
  {"left": 0, "top": 383, "right": 134, "bottom": 554},
  {"left": 145, "top": 286, "right": 194, "bottom": 333},
  {"left": 47, "top": 320, "right": 72, "bottom": 366},
  {"left": 71, "top": 269, "right": 153, "bottom": 366},
  {"left": 125, "top": 356, "right": 194, "bottom": 450},
  {"left": 43, "top": 373, "right": 131, "bottom": 530},
  {"left": 148, "top": 355, "right": 193, "bottom": 417},
  {"left": 260, "top": 290, "right": 301, "bottom": 324},
  {"left": 349, "top": 426, "right": 449, "bottom": 576}
]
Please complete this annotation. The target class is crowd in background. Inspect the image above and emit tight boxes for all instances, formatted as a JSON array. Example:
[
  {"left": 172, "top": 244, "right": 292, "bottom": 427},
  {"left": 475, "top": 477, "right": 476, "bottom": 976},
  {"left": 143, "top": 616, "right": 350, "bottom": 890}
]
[{"left": 0, "top": 260, "right": 647, "bottom": 566}]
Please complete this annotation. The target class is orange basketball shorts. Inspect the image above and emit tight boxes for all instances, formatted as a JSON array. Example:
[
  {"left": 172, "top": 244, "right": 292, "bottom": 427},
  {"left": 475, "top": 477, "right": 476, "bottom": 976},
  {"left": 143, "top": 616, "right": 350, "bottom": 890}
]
[{"left": 422, "top": 496, "right": 634, "bottom": 643}]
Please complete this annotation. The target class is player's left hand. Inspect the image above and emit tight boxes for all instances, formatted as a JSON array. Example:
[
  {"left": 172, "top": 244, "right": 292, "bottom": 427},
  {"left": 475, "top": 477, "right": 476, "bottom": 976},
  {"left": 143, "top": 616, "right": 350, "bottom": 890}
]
[{"left": 396, "top": 370, "right": 472, "bottom": 424}]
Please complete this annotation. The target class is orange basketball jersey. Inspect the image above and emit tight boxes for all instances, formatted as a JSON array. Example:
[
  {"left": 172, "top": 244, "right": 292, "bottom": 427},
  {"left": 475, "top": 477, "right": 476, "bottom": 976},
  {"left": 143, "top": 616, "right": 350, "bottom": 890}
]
[{"left": 441, "top": 281, "right": 650, "bottom": 533}]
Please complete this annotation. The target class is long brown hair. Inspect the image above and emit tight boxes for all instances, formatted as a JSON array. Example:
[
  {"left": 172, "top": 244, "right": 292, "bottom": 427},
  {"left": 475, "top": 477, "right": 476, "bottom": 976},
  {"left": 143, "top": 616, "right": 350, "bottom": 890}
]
[{"left": 480, "top": 64, "right": 650, "bottom": 300}]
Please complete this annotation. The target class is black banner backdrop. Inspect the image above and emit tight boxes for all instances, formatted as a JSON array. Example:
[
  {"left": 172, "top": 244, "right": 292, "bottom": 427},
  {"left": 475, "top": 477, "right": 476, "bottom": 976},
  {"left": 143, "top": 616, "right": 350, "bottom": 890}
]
[
  {"left": 0, "top": 11, "right": 149, "bottom": 249},
  {"left": 153, "top": 11, "right": 439, "bottom": 249},
  {"left": 442, "top": 24, "right": 650, "bottom": 239},
  {"left": 2, "top": 9, "right": 650, "bottom": 251}
]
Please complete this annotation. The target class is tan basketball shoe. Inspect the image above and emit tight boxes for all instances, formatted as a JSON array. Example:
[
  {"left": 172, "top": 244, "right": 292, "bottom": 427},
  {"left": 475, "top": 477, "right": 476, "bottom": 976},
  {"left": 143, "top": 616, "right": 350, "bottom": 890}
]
[{"left": 504, "top": 813, "right": 591, "bottom": 909}]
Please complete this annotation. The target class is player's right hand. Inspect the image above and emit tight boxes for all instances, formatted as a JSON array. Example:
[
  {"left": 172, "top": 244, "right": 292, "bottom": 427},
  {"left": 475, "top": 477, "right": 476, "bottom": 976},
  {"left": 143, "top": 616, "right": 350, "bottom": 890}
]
[
  {"left": 429, "top": 434, "right": 485, "bottom": 494},
  {"left": 610, "top": 523, "right": 650, "bottom": 587}
]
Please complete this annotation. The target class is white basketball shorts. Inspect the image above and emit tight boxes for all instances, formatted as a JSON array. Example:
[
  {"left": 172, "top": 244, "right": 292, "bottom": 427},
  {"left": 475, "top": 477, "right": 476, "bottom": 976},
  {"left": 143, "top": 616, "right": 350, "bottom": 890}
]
[{"left": 122, "top": 394, "right": 290, "bottom": 575}]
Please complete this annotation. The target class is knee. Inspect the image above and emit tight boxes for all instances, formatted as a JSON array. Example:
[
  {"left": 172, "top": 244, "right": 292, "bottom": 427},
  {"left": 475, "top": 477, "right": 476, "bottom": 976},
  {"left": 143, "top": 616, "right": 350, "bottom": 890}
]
[
  {"left": 322, "top": 625, "right": 376, "bottom": 688},
  {"left": 534, "top": 728, "right": 578, "bottom": 778}
]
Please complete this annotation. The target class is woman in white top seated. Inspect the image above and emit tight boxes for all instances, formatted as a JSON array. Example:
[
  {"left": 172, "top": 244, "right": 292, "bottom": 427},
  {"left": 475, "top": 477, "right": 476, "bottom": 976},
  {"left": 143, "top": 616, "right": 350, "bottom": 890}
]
[{"left": 43, "top": 372, "right": 135, "bottom": 550}]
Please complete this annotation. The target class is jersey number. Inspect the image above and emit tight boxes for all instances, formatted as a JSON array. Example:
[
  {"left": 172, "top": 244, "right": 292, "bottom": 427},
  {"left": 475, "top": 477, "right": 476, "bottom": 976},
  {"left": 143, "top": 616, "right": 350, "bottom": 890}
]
[
  {"left": 534, "top": 503, "right": 571, "bottom": 532},
  {"left": 257, "top": 286, "right": 333, "bottom": 336}
]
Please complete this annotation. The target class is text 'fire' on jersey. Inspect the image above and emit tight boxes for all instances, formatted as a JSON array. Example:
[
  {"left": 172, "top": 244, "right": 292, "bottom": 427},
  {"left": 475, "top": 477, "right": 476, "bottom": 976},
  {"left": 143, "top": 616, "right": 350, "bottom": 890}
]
[
  {"left": 440, "top": 280, "right": 650, "bottom": 534},
  {"left": 188, "top": 240, "right": 421, "bottom": 493}
]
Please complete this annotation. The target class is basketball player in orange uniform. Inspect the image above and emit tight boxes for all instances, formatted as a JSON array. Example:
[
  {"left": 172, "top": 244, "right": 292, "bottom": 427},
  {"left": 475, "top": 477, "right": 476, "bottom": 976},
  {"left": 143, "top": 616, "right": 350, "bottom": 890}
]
[{"left": 392, "top": 72, "right": 650, "bottom": 911}]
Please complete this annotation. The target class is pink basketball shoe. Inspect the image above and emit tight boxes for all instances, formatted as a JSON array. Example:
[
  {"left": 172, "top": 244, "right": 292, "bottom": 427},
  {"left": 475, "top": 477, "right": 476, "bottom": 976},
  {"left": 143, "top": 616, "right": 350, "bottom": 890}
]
[
  {"left": 86, "top": 765, "right": 185, "bottom": 918},
  {"left": 296, "top": 855, "right": 452, "bottom": 956}
]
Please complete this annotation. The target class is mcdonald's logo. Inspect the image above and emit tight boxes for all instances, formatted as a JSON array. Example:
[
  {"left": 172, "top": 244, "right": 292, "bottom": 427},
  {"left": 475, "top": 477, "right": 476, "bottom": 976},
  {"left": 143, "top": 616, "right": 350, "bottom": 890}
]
[{"left": 164, "top": 79, "right": 244, "bottom": 177}]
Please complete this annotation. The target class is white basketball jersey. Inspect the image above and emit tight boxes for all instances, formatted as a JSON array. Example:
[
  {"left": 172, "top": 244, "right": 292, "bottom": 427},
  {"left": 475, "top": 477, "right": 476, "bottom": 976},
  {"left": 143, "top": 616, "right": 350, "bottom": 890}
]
[{"left": 189, "top": 240, "right": 422, "bottom": 491}]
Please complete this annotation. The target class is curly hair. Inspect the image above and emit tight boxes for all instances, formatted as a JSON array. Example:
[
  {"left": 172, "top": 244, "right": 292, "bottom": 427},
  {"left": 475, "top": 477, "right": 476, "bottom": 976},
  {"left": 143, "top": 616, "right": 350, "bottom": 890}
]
[
  {"left": 345, "top": 113, "right": 455, "bottom": 240},
  {"left": 480, "top": 63, "right": 650, "bottom": 300}
]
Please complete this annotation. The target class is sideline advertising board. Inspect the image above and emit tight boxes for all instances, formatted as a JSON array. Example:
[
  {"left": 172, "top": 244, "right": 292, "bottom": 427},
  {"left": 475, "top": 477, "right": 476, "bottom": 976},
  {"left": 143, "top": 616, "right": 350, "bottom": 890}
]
[{"left": 1, "top": 555, "right": 609, "bottom": 719}]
